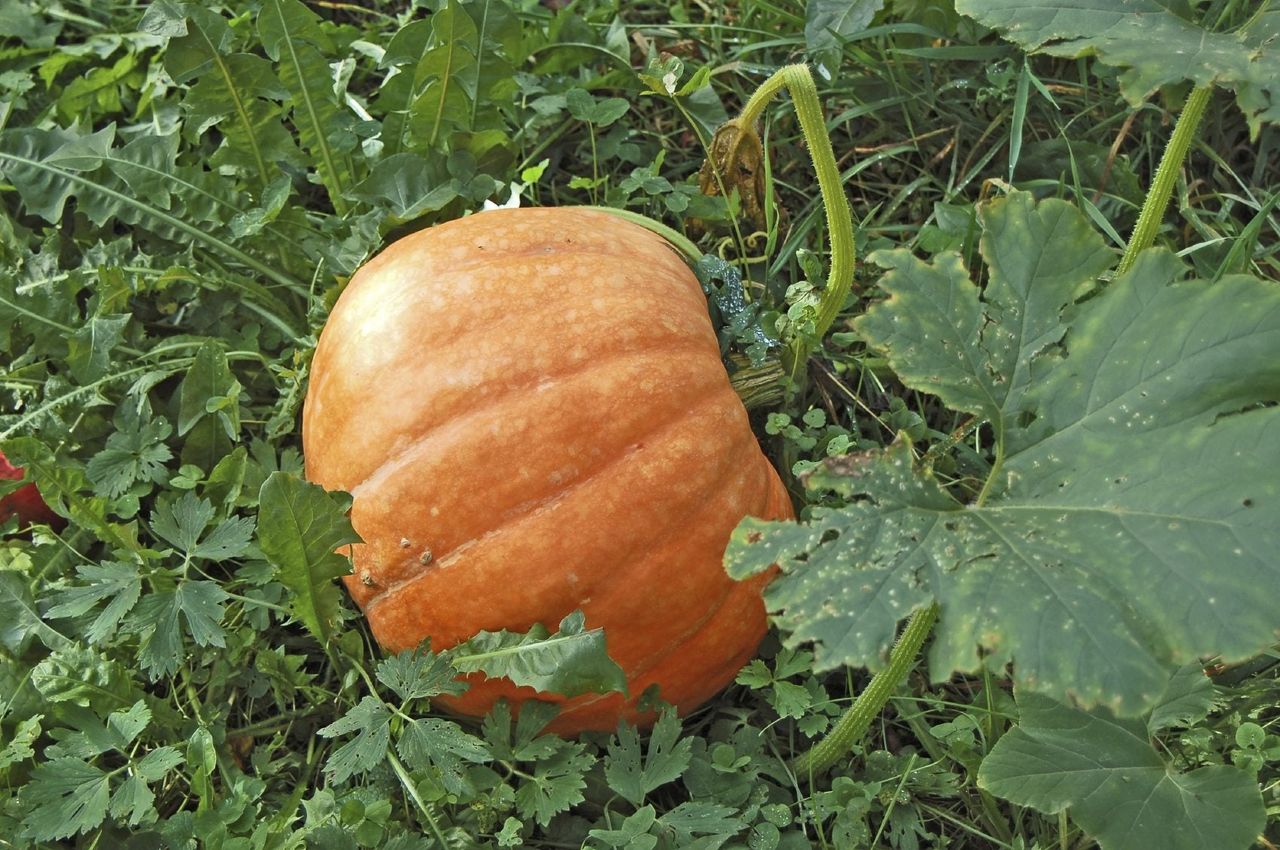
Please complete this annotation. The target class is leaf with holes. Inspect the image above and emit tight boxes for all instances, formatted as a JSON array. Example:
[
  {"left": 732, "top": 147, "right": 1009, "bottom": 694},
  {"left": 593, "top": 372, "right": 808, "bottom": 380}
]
[{"left": 727, "top": 191, "right": 1280, "bottom": 715}]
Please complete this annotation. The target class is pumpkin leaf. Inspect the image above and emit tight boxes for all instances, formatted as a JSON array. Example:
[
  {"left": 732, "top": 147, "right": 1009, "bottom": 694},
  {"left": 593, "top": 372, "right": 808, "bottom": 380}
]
[
  {"left": 256, "top": 472, "right": 360, "bottom": 645},
  {"left": 955, "top": 0, "right": 1280, "bottom": 135},
  {"left": 1147, "top": 662, "right": 1218, "bottom": 735},
  {"left": 453, "top": 611, "right": 628, "bottom": 698},
  {"left": 978, "top": 687, "right": 1266, "bottom": 850},
  {"left": 727, "top": 190, "right": 1280, "bottom": 716}
]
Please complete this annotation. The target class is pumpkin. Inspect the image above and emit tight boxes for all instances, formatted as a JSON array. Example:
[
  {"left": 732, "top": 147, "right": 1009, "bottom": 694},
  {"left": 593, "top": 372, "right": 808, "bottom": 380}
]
[{"left": 302, "top": 207, "right": 792, "bottom": 733}]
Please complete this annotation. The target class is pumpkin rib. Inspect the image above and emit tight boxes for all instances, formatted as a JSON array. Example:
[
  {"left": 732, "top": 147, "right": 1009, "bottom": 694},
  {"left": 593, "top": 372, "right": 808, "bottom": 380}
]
[
  {"left": 365, "top": 244, "right": 688, "bottom": 281},
  {"left": 357, "top": 382, "right": 744, "bottom": 622},
  {"left": 435, "top": 570, "right": 774, "bottom": 732},
  {"left": 343, "top": 340, "right": 721, "bottom": 503},
  {"left": 307, "top": 293, "right": 718, "bottom": 489},
  {"left": 352, "top": 213, "right": 686, "bottom": 287},
  {"left": 570, "top": 442, "right": 776, "bottom": 669}
]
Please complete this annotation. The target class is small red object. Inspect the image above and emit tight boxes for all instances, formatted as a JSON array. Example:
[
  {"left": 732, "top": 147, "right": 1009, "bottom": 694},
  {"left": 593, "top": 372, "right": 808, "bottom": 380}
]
[{"left": 0, "top": 450, "right": 64, "bottom": 529}]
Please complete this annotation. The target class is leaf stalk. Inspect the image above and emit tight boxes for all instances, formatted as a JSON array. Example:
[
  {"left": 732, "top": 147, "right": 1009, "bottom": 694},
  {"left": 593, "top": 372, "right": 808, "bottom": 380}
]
[
  {"left": 793, "top": 603, "right": 938, "bottom": 777},
  {"left": 733, "top": 64, "right": 857, "bottom": 382},
  {"left": 1117, "top": 85, "right": 1211, "bottom": 275}
]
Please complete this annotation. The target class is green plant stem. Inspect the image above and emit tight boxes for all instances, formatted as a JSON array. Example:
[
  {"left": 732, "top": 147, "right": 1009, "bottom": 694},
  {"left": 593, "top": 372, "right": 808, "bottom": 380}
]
[
  {"left": 580, "top": 205, "right": 703, "bottom": 262},
  {"left": 793, "top": 603, "right": 938, "bottom": 777},
  {"left": 388, "top": 748, "right": 450, "bottom": 845},
  {"left": 1117, "top": 85, "right": 1211, "bottom": 276},
  {"left": 734, "top": 64, "right": 856, "bottom": 379}
]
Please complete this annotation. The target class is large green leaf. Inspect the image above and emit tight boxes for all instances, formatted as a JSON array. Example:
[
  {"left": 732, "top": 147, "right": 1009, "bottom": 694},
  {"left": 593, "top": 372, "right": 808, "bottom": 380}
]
[
  {"left": 956, "top": 1, "right": 1280, "bottom": 135},
  {"left": 978, "top": 676, "right": 1265, "bottom": 850},
  {"left": 727, "top": 191, "right": 1280, "bottom": 715},
  {"left": 256, "top": 473, "right": 360, "bottom": 644}
]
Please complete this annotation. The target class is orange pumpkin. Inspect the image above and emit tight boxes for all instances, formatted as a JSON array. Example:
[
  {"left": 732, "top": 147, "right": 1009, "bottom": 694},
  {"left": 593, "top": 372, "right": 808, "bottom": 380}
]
[{"left": 302, "top": 207, "right": 792, "bottom": 733}]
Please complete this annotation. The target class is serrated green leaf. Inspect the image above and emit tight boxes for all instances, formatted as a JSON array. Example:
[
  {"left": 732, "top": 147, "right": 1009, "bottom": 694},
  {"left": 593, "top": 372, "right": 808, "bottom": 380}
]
[
  {"left": 135, "top": 745, "right": 184, "bottom": 781},
  {"left": 482, "top": 699, "right": 562, "bottom": 764},
  {"left": 729, "top": 191, "right": 1280, "bottom": 715},
  {"left": 31, "top": 645, "right": 141, "bottom": 714},
  {"left": 104, "top": 700, "right": 151, "bottom": 749},
  {"left": 0, "top": 437, "right": 136, "bottom": 551},
  {"left": 316, "top": 696, "right": 391, "bottom": 784},
  {"left": 1147, "top": 662, "right": 1217, "bottom": 734},
  {"left": 192, "top": 516, "right": 255, "bottom": 560},
  {"left": 658, "top": 801, "right": 747, "bottom": 843},
  {"left": 453, "top": 610, "right": 627, "bottom": 698},
  {"left": 66, "top": 313, "right": 129, "bottom": 383},
  {"left": 513, "top": 739, "right": 594, "bottom": 827},
  {"left": 108, "top": 772, "right": 156, "bottom": 827},
  {"left": 18, "top": 757, "right": 110, "bottom": 840},
  {"left": 604, "top": 710, "right": 693, "bottom": 806},
  {"left": 979, "top": 690, "right": 1266, "bottom": 850},
  {"left": 130, "top": 581, "right": 230, "bottom": 679},
  {"left": 404, "top": 0, "right": 479, "bottom": 149},
  {"left": 257, "top": 0, "right": 353, "bottom": 213},
  {"left": 150, "top": 490, "right": 215, "bottom": 552},
  {"left": 397, "top": 717, "right": 489, "bottom": 796},
  {"left": 0, "top": 126, "right": 113, "bottom": 222},
  {"left": 0, "top": 714, "right": 41, "bottom": 771},
  {"left": 587, "top": 805, "right": 658, "bottom": 849},
  {"left": 44, "top": 562, "right": 143, "bottom": 645},
  {"left": 137, "top": 0, "right": 187, "bottom": 37},
  {"left": 375, "top": 646, "right": 466, "bottom": 702},
  {"left": 956, "top": 1, "right": 1280, "bottom": 135},
  {"left": 348, "top": 153, "right": 459, "bottom": 220},
  {"left": 164, "top": 6, "right": 297, "bottom": 182},
  {"left": 85, "top": 417, "right": 173, "bottom": 499},
  {"left": 256, "top": 472, "right": 359, "bottom": 644}
]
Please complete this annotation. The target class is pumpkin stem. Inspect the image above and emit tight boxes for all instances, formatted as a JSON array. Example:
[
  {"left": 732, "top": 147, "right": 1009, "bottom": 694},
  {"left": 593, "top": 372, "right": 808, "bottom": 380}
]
[
  {"left": 727, "top": 356, "right": 786, "bottom": 410},
  {"left": 578, "top": 205, "right": 704, "bottom": 264},
  {"left": 792, "top": 603, "right": 938, "bottom": 778},
  {"left": 726, "top": 64, "right": 857, "bottom": 386}
]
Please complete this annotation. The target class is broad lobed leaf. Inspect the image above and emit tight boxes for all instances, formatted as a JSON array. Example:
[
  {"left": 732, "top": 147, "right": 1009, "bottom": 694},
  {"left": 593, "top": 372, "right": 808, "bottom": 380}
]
[
  {"left": 956, "top": 1, "right": 1280, "bottom": 135},
  {"left": 729, "top": 191, "right": 1280, "bottom": 715},
  {"left": 979, "top": 676, "right": 1265, "bottom": 850}
]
